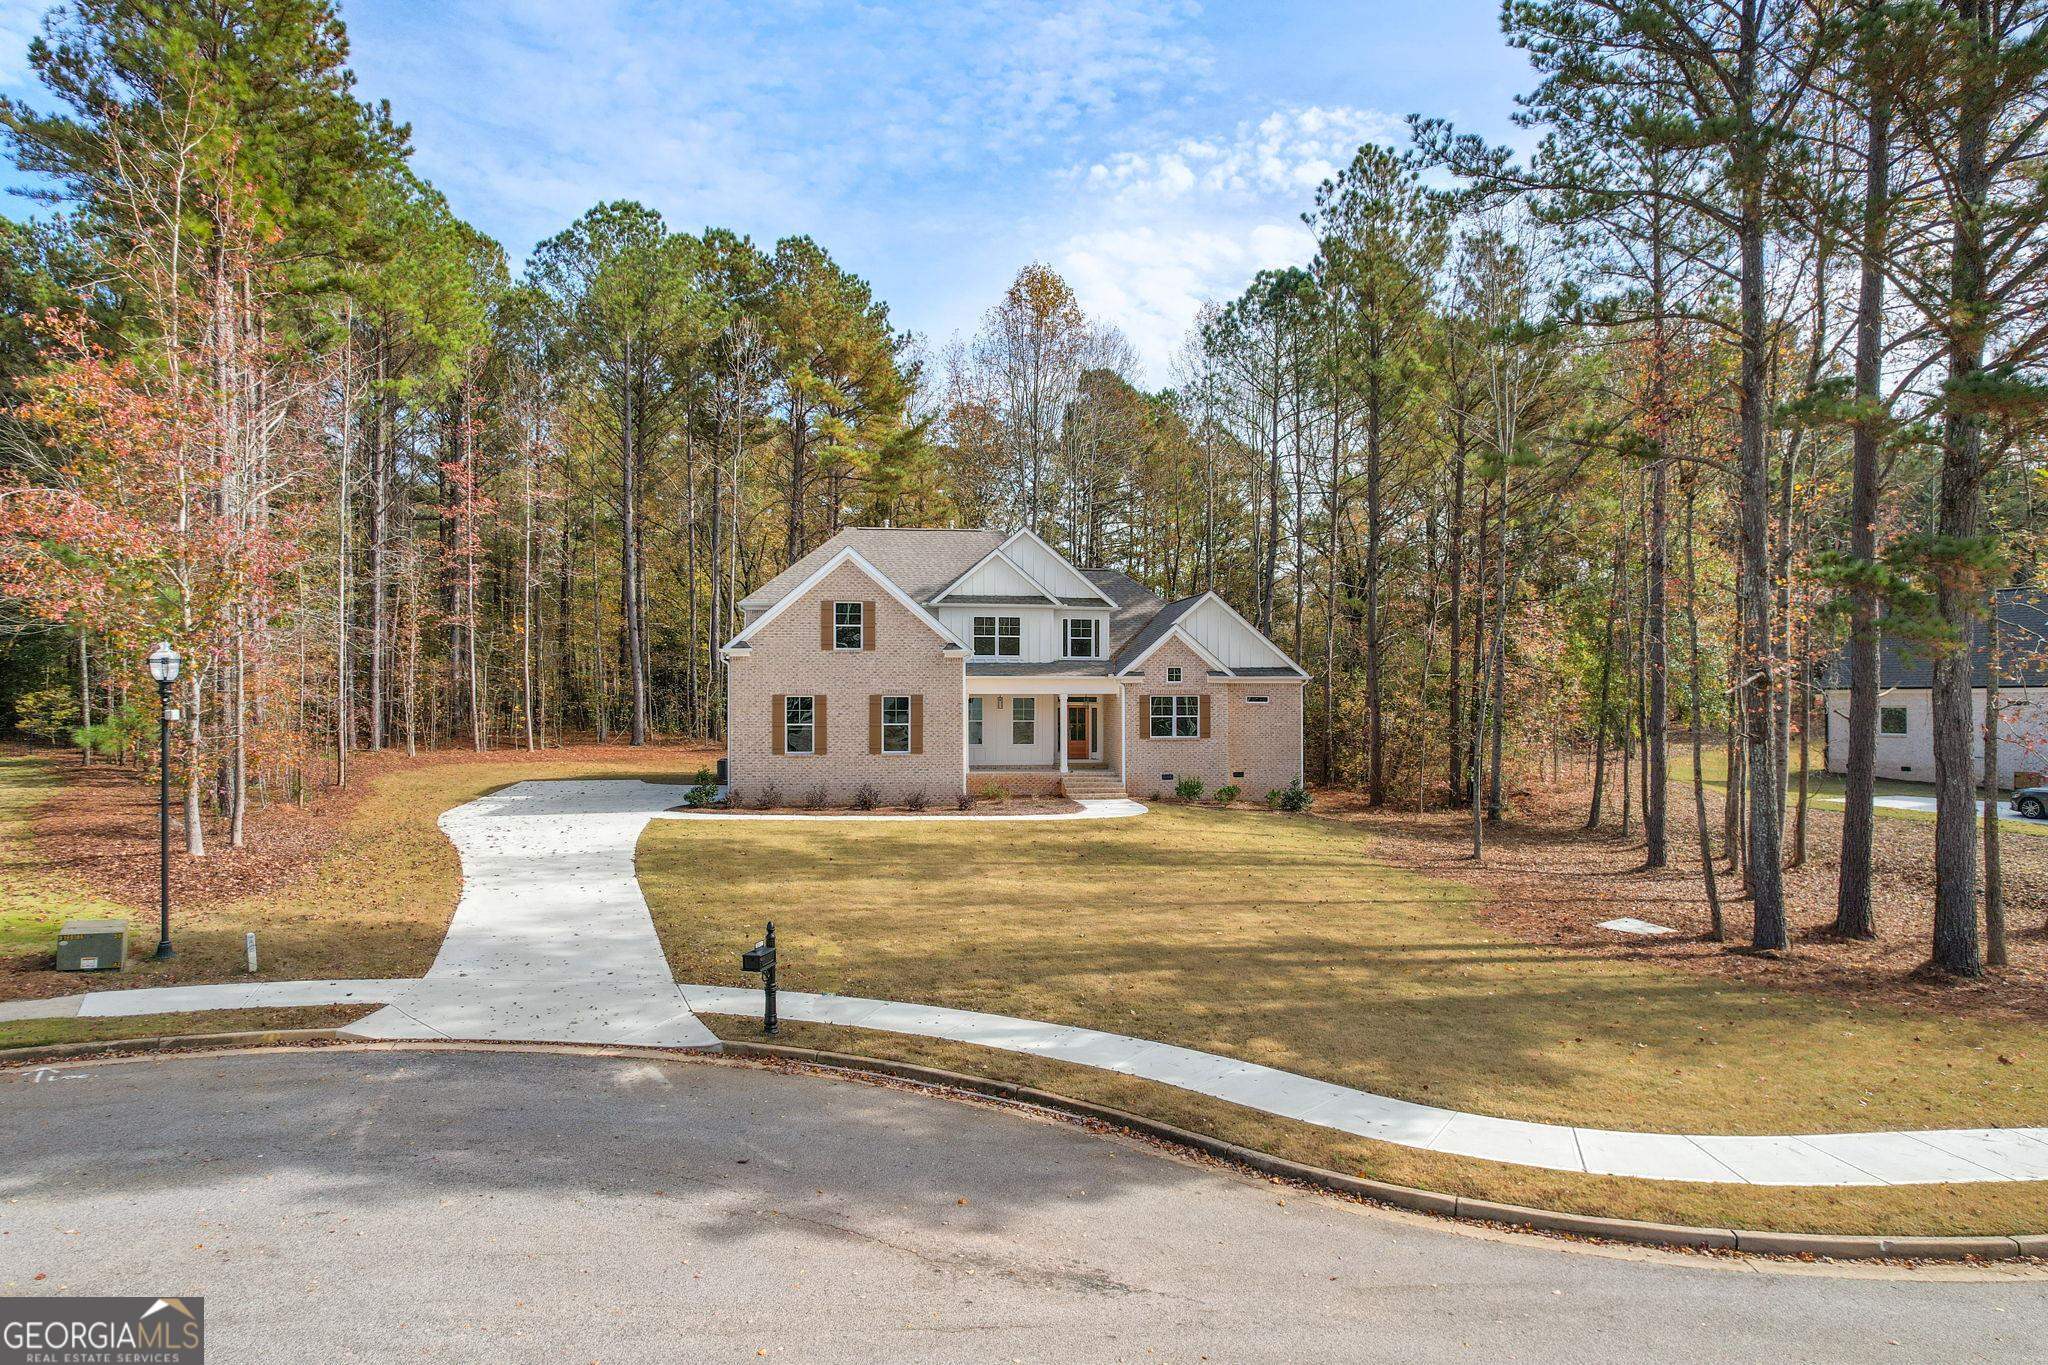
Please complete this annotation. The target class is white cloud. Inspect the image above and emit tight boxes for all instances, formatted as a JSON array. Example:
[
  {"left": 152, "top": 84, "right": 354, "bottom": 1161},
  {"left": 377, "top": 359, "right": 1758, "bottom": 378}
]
[
  {"left": 1074, "top": 105, "right": 1399, "bottom": 206},
  {"left": 1052, "top": 105, "right": 1402, "bottom": 381}
]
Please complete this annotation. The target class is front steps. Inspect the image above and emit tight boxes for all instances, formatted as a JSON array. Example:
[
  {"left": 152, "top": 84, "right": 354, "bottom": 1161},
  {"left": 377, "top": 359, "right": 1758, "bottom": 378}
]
[{"left": 1061, "top": 769, "right": 1126, "bottom": 800}]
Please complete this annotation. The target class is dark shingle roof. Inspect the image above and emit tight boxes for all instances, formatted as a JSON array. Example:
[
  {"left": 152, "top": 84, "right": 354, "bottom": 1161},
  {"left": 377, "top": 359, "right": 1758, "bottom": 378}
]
[
  {"left": 1108, "top": 595, "right": 1203, "bottom": 672},
  {"left": 965, "top": 660, "right": 1112, "bottom": 677},
  {"left": 1081, "top": 568, "right": 1166, "bottom": 656},
  {"left": 1832, "top": 587, "right": 2048, "bottom": 689}
]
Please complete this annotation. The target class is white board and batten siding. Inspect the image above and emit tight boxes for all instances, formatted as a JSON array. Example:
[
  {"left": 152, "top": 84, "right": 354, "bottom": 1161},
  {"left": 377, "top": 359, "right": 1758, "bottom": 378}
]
[
  {"left": 1177, "top": 597, "right": 1299, "bottom": 673},
  {"left": 934, "top": 604, "right": 1112, "bottom": 663},
  {"left": 1001, "top": 533, "right": 1107, "bottom": 602},
  {"left": 944, "top": 553, "right": 1050, "bottom": 600}
]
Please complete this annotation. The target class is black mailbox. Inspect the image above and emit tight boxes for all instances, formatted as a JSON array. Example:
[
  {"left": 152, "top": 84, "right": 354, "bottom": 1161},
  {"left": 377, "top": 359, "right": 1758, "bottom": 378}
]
[{"left": 741, "top": 921, "right": 779, "bottom": 1035}]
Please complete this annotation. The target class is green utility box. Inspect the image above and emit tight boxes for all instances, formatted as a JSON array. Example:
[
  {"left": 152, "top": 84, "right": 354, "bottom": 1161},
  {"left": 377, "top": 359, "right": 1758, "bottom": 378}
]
[{"left": 56, "top": 918, "right": 128, "bottom": 972}]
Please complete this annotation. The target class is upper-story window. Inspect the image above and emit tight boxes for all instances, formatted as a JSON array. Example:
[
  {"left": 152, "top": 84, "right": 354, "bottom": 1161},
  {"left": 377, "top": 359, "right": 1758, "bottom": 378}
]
[
  {"left": 973, "top": 615, "right": 1021, "bottom": 657},
  {"left": 1166, "top": 665, "right": 1183, "bottom": 683},
  {"left": 1063, "top": 618, "right": 1099, "bottom": 658},
  {"left": 833, "top": 601, "right": 865, "bottom": 650}
]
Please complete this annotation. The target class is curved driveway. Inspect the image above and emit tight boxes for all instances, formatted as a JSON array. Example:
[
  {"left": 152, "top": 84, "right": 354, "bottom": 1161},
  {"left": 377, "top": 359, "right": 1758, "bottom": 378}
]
[{"left": 4, "top": 1049, "right": 2043, "bottom": 1362}]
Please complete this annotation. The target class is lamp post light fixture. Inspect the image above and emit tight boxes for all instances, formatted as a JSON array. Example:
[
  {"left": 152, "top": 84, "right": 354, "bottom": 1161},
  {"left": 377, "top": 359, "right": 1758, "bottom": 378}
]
[{"left": 146, "top": 641, "right": 181, "bottom": 960}]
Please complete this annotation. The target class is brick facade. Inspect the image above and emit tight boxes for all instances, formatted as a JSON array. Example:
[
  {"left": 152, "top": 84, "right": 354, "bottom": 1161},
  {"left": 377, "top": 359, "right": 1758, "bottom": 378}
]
[
  {"left": 1120, "top": 638, "right": 1301, "bottom": 799},
  {"left": 726, "top": 562, "right": 965, "bottom": 805}
]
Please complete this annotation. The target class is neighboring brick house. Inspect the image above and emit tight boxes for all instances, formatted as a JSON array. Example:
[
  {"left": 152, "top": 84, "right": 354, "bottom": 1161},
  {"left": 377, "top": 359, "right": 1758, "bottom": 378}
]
[{"left": 721, "top": 527, "right": 1307, "bottom": 804}]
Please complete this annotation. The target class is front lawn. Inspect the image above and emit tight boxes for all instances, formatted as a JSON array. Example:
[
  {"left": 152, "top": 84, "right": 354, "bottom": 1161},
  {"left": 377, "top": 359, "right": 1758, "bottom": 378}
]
[{"left": 639, "top": 804, "right": 2048, "bottom": 1235}]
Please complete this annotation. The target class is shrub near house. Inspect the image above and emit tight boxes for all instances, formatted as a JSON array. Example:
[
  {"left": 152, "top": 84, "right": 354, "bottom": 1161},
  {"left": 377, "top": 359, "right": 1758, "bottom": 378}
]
[{"left": 719, "top": 527, "right": 1307, "bottom": 806}]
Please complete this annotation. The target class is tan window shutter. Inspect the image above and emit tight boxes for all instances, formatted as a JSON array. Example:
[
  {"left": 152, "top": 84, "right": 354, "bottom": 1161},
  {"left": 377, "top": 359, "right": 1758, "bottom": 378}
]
[
  {"left": 815, "top": 694, "right": 828, "bottom": 755},
  {"left": 820, "top": 600, "right": 834, "bottom": 650},
  {"left": 910, "top": 694, "right": 923, "bottom": 754},
  {"left": 1199, "top": 694, "right": 1212, "bottom": 738},
  {"left": 1136, "top": 694, "right": 1149, "bottom": 736},
  {"left": 868, "top": 694, "right": 882, "bottom": 755},
  {"left": 771, "top": 694, "right": 786, "bottom": 755},
  {"left": 862, "top": 600, "right": 877, "bottom": 651}
]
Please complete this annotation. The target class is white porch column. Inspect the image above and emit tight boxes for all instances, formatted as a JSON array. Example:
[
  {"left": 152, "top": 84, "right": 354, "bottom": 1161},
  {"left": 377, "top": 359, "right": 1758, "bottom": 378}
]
[{"left": 1058, "top": 690, "right": 1070, "bottom": 773}]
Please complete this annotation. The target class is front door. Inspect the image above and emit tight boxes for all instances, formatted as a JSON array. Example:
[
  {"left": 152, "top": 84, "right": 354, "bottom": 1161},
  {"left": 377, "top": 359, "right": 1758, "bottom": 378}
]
[{"left": 1066, "top": 699, "right": 1097, "bottom": 761}]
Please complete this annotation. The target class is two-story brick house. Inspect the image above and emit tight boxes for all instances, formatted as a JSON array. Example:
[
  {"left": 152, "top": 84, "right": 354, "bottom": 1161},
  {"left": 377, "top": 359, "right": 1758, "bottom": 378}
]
[{"left": 720, "top": 527, "right": 1307, "bottom": 804}]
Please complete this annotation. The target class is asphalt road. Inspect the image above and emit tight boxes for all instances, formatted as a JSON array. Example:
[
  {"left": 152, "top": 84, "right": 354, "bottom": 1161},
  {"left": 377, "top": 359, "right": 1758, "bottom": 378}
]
[{"left": 2, "top": 1049, "right": 2043, "bottom": 1363}]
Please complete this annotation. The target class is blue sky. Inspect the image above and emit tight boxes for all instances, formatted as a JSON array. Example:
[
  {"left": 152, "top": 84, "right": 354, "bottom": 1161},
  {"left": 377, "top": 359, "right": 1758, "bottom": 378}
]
[{"left": 0, "top": 0, "right": 1537, "bottom": 382}]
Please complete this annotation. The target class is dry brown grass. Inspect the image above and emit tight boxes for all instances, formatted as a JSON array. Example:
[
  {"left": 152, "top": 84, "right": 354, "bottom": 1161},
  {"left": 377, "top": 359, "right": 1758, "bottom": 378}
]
[{"left": 0, "top": 1004, "right": 373, "bottom": 1051}]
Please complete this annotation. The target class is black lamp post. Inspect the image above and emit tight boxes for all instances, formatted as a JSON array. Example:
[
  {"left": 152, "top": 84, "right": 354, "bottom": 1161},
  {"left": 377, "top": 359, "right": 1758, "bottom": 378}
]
[{"left": 147, "top": 641, "right": 181, "bottom": 960}]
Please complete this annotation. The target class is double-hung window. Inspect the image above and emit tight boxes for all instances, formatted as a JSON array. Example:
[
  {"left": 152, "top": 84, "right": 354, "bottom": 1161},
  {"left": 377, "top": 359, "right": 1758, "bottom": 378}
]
[
  {"left": 833, "top": 601, "right": 865, "bottom": 650},
  {"left": 1149, "top": 695, "right": 1200, "bottom": 739},
  {"left": 973, "top": 615, "right": 1021, "bottom": 657},
  {"left": 1012, "top": 696, "right": 1037, "bottom": 745},
  {"left": 784, "top": 695, "right": 816, "bottom": 754},
  {"left": 1063, "top": 618, "right": 1098, "bottom": 658},
  {"left": 967, "top": 696, "right": 984, "bottom": 746},
  {"left": 881, "top": 695, "right": 912, "bottom": 754}
]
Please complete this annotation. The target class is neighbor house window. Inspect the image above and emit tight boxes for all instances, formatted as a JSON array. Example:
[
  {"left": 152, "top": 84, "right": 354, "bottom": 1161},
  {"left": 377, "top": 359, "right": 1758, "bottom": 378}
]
[
  {"left": 1166, "top": 666, "right": 1183, "bottom": 682},
  {"left": 973, "top": 615, "right": 1021, "bottom": 656},
  {"left": 1150, "top": 695, "right": 1200, "bottom": 738},
  {"left": 1012, "top": 696, "right": 1037, "bottom": 745},
  {"left": 967, "top": 696, "right": 983, "bottom": 746},
  {"left": 1064, "top": 618, "right": 1099, "bottom": 658},
  {"left": 833, "top": 601, "right": 865, "bottom": 650},
  {"left": 1881, "top": 705, "right": 1908, "bottom": 736},
  {"left": 881, "top": 695, "right": 911, "bottom": 753},
  {"left": 784, "top": 695, "right": 815, "bottom": 754}
]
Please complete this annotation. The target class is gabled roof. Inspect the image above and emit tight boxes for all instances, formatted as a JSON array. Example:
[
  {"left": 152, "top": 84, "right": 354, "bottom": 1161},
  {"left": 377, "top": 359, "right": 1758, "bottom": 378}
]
[
  {"left": 1110, "top": 596, "right": 1207, "bottom": 673},
  {"left": 738, "top": 528, "right": 1002, "bottom": 613},
  {"left": 730, "top": 528, "right": 1304, "bottom": 681},
  {"left": 723, "top": 545, "right": 964, "bottom": 654}
]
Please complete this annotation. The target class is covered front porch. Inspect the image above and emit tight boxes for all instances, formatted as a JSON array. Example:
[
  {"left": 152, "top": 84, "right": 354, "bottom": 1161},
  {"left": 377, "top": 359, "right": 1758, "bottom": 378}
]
[{"left": 966, "top": 680, "right": 1123, "bottom": 789}]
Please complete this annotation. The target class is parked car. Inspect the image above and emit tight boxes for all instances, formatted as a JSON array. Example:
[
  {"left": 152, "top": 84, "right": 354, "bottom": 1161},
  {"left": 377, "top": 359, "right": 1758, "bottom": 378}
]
[{"left": 2014, "top": 787, "right": 2048, "bottom": 818}]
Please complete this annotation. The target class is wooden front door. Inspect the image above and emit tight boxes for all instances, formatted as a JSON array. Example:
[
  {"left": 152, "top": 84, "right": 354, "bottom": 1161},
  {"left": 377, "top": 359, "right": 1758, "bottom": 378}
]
[{"left": 1066, "top": 699, "right": 1097, "bottom": 760}]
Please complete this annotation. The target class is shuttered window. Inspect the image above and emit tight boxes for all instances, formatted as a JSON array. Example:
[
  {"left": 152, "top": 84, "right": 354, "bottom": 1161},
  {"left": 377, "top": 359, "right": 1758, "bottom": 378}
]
[
  {"left": 833, "top": 601, "right": 865, "bottom": 650},
  {"left": 784, "top": 696, "right": 816, "bottom": 753},
  {"left": 881, "top": 696, "right": 912, "bottom": 753}
]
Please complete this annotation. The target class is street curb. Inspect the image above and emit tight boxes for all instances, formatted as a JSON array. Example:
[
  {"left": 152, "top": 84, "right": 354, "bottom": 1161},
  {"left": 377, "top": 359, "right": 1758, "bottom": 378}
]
[
  {"left": 6, "top": 1029, "right": 2042, "bottom": 1262},
  {"left": 0, "top": 1028, "right": 348, "bottom": 1067},
  {"left": 718, "top": 1040, "right": 2043, "bottom": 1263}
]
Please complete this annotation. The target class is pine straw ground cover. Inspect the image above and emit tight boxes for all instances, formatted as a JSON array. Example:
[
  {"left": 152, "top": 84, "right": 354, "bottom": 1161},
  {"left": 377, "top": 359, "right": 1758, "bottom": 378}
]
[
  {"left": 642, "top": 798, "right": 2048, "bottom": 1235},
  {"left": 0, "top": 742, "right": 719, "bottom": 1029}
]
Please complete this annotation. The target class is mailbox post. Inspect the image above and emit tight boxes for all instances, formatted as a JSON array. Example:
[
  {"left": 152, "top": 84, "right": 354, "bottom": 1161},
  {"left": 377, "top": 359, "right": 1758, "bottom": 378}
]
[{"left": 741, "top": 920, "right": 778, "bottom": 1035}]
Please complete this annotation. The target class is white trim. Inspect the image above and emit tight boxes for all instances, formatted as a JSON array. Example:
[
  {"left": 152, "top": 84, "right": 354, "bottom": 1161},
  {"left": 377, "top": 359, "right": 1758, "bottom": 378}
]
[
  {"left": 1145, "top": 693, "right": 1203, "bottom": 740},
  {"left": 831, "top": 599, "right": 867, "bottom": 651},
  {"left": 969, "top": 611, "right": 1026, "bottom": 659},
  {"left": 998, "top": 528, "right": 1116, "bottom": 604},
  {"left": 1115, "top": 616, "right": 1232, "bottom": 677},
  {"left": 722, "top": 546, "right": 963, "bottom": 653},
  {"left": 930, "top": 546, "right": 1058, "bottom": 604},
  {"left": 1182, "top": 592, "right": 1311, "bottom": 678},
  {"left": 1063, "top": 616, "right": 1101, "bottom": 659}
]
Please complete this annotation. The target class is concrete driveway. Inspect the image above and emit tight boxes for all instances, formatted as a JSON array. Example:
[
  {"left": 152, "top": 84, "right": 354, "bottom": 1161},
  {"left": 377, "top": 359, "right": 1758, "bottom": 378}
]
[{"left": 3, "top": 1049, "right": 2042, "bottom": 1363}]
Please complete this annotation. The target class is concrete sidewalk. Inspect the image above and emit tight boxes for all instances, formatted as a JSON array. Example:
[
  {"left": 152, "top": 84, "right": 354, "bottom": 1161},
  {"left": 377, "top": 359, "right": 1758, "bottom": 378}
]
[{"left": 13, "top": 778, "right": 2048, "bottom": 1187}]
